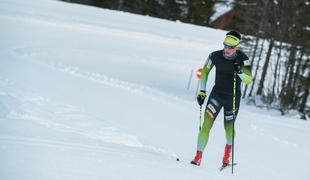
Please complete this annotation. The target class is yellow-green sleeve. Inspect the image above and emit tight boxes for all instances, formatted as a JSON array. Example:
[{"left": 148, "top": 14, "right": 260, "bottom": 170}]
[
  {"left": 200, "top": 57, "right": 214, "bottom": 91},
  {"left": 238, "top": 64, "right": 253, "bottom": 85}
]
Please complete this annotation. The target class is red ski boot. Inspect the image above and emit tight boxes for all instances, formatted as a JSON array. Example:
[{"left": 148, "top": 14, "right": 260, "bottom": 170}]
[
  {"left": 222, "top": 144, "right": 232, "bottom": 165},
  {"left": 191, "top": 151, "right": 202, "bottom": 166}
]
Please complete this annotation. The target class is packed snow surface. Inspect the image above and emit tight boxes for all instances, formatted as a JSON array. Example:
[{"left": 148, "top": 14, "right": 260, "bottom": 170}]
[{"left": 0, "top": 0, "right": 309, "bottom": 180}]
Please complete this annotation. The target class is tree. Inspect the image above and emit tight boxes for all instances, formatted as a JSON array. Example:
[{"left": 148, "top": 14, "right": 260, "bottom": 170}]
[
  {"left": 256, "top": 39, "right": 274, "bottom": 96},
  {"left": 186, "top": 0, "right": 215, "bottom": 26},
  {"left": 163, "top": 0, "right": 183, "bottom": 21},
  {"left": 270, "top": 42, "right": 282, "bottom": 103}
]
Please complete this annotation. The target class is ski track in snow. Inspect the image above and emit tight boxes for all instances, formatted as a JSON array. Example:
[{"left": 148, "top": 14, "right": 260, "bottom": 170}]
[
  {"left": 46, "top": 62, "right": 186, "bottom": 104},
  {"left": 0, "top": 77, "right": 177, "bottom": 161},
  {"left": 0, "top": 135, "right": 175, "bottom": 161},
  {"left": 7, "top": 43, "right": 189, "bottom": 105}
]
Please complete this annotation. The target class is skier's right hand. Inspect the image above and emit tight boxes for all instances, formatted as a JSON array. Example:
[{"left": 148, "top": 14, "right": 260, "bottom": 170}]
[{"left": 197, "top": 90, "right": 206, "bottom": 106}]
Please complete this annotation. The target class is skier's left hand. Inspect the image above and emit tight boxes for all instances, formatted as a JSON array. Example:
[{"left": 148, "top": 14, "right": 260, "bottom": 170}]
[{"left": 233, "top": 62, "right": 242, "bottom": 74}]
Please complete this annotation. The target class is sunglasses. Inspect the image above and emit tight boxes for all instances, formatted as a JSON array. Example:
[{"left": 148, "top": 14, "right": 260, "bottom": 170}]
[{"left": 223, "top": 43, "right": 235, "bottom": 50}]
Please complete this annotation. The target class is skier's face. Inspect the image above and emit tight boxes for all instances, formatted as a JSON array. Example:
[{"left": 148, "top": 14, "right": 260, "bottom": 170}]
[{"left": 223, "top": 43, "right": 238, "bottom": 56}]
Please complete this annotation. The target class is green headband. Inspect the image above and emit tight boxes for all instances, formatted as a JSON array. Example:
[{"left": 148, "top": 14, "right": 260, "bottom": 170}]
[{"left": 224, "top": 35, "right": 240, "bottom": 46}]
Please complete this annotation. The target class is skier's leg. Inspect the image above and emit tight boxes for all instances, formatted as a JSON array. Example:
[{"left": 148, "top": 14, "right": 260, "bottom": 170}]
[
  {"left": 197, "top": 91, "right": 223, "bottom": 151},
  {"left": 191, "top": 90, "right": 222, "bottom": 165},
  {"left": 191, "top": 113, "right": 214, "bottom": 165},
  {"left": 222, "top": 112, "right": 237, "bottom": 164},
  {"left": 223, "top": 92, "right": 241, "bottom": 145},
  {"left": 223, "top": 111, "right": 238, "bottom": 146},
  {"left": 196, "top": 112, "right": 215, "bottom": 151},
  {"left": 222, "top": 93, "right": 241, "bottom": 164}
]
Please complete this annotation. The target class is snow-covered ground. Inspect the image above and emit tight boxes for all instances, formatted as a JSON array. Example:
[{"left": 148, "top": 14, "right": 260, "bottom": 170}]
[{"left": 0, "top": 0, "right": 309, "bottom": 180}]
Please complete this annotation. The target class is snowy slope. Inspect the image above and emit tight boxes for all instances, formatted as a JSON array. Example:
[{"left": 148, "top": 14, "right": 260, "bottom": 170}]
[{"left": 0, "top": 0, "right": 309, "bottom": 180}]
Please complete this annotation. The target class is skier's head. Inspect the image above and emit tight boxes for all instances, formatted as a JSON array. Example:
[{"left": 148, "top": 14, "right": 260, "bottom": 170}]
[
  {"left": 223, "top": 30, "right": 241, "bottom": 58},
  {"left": 224, "top": 30, "right": 241, "bottom": 46}
]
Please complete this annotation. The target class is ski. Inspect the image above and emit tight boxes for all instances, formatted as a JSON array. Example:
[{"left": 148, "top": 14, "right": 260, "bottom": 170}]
[
  {"left": 177, "top": 157, "right": 237, "bottom": 171},
  {"left": 176, "top": 158, "right": 199, "bottom": 166},
  {"left": 219, "top": 163, "right": 237, "bottom": 171}
]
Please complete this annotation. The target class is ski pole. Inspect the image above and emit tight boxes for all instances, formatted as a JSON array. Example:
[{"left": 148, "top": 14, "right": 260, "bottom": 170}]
[
  {"left": 232, "top": 72, "right": 237, "bottom": 174},
  {"left": 199, "top": 105, "right": 202, "bottom": 131}
]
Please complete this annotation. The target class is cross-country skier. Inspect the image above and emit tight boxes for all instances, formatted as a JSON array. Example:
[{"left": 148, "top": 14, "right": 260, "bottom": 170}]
[{"left": 191, "top": 30, "right": 253, "bottom": 167}]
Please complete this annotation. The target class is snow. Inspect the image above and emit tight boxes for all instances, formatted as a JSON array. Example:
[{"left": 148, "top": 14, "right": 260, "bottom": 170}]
[
  {"left": 0, "top": 0, "right": 309, "bottom": 180},
  {"left": 210, "top": 0, "right": 234, "bottom": 22}
]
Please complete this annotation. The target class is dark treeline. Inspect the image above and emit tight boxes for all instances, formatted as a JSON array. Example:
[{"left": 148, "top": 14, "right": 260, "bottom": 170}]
[
  {"left": 61, "top": 0, "right": 310, "bottom": 119},
  {"left": 61, "top": 0, "right": 216, "bottom": 26},
  {"left": 232, "top": 0, "right": 310, "bottom": 119}
]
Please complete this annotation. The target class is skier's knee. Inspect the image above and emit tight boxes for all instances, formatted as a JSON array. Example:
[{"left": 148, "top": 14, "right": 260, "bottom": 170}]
[
  {"left": 206, "top": 103, "right": 217, "bottom": 119},
  {"left": 205, "top": 108, "right": 215, "bottom": 119}
]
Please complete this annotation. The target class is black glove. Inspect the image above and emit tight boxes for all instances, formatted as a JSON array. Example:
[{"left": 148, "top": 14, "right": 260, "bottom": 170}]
[
  {"left": 197, "top": 90, "right": 206, "bottom": 106},
  {"left": 233, "top": 62, "right": 242, "bottom": 74}
]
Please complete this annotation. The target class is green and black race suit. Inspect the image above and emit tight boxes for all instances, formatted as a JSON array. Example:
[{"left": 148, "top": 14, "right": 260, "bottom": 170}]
[
  {"left": 200, "top": 50, "right": 253, "bottom": 94},
  {"left": 195, "top": 50, "right": 253, "bottom": 151}
]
